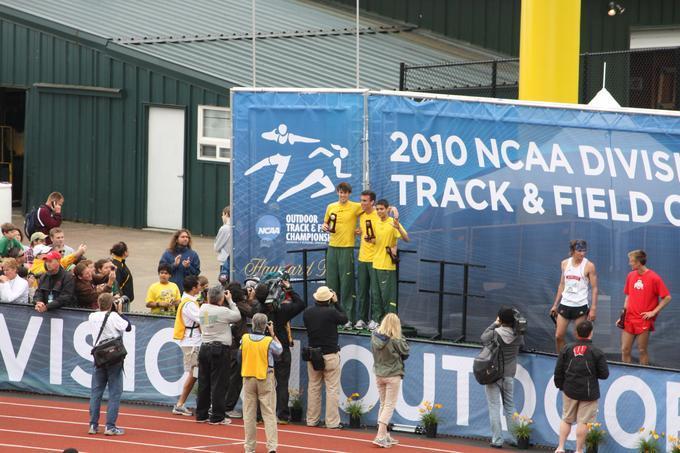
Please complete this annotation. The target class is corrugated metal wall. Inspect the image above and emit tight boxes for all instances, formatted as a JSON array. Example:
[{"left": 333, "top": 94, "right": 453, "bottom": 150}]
[
  {"left": 327, "top": 0, "right": 680, "bottom": 56},
  {"left": 0, "top": 16, "right": 230, "bottom": 236}
]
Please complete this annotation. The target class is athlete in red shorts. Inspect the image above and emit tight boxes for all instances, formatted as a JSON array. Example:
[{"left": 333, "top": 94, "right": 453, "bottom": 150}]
[{"left": 618, "top": 250, "right": 671, "bottom": 365}]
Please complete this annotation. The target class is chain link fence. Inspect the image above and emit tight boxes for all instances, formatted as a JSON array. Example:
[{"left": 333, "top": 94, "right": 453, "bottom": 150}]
[{"left": 400, "top": 47, "right": 680, "bottom": 110}]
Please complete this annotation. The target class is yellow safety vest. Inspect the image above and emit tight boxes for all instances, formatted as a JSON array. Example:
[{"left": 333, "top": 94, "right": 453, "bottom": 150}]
[
  {"left": 172, "top": 298, "right": 199, "bottom": 340},
  {"left": 241, "top": 333, "right": 273, "bottom": 380}
]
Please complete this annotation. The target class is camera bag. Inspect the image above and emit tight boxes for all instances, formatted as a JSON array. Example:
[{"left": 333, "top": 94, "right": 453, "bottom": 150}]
[
  {"left": 91, "top": 312, "right": 127, "bottom": 368},
  {"left": 473, "top": 331, "right": 504, "bottom": 385},
  {"left": 302, "top": 346, "right": 325, "bottom": 371}
]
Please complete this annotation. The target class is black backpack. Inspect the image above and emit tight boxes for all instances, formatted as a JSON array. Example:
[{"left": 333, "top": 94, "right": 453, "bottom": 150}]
[
  {"left": 473, "top": 331, "right": 505, "bottom": 385},
  {"left": 24, "top": 206, "right": 38, "bottom": 238}
]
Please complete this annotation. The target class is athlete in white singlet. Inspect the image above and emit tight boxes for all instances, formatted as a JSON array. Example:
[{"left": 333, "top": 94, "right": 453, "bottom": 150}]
[{"left": 550, "top": 239, "right": 598, "bottom": 353}]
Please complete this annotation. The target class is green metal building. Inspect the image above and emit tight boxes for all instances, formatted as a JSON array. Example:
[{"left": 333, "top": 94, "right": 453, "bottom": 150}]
[{"left": 1, "top": 0, "right": 492, "bottom": 235}]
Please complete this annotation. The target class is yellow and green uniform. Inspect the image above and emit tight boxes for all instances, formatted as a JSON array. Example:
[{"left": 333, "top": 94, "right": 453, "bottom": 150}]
[
  {"left": 146, "top": 281, "right": 181, "bottom": 315},
  {"left": 371, "top": 217, "right": 406, "bottom": 319},
  {"left": 357, "top": 209, "right": 380, "bottom": 322},
  {"left": 324, "top": 200, "right": 363, "bottom": 321}
]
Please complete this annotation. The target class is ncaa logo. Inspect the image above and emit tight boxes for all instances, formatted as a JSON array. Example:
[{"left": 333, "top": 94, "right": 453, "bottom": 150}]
[{"left": 256, "top": 215, "right": 281, "bottom": 240}]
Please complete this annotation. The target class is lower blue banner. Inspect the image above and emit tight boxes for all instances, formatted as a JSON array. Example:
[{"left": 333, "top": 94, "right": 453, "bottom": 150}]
[{"left": 1, "top": 303, "right": 678, "bottom": 452}]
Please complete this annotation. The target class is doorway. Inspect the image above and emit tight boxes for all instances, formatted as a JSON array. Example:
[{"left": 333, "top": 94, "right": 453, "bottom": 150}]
[
  {"left": 146, "top": 106, "right": 185, "bottom": 230},
  {"left": 0, "top": 88, "right": 26, "bottom": 205}
]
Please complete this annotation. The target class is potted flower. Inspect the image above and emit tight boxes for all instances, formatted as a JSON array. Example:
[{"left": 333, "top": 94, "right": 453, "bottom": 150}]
[
  {"left": 289, "top": 388, "right": 303, "bottom": 423},
  {"left": 510, "top": 413, "right": 533, "bottom": 449},
  {"left": 585, "top": 422, "right": 606, "bottom": 453},
  {"left": 668, "top": 434, "right": 680, "bottom": 453},
  {"left": 344, "top": 393, "right": 364, "bottom": 428},
  {"left": 418, "top": 401, "right": 443, "bottom": 438},
  {"left": 637, "top": 428, "right": 664, "bottom": 453}
]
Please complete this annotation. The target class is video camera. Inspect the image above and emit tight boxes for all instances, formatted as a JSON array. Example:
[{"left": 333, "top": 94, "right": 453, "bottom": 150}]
[
  {"left": 262, "top": 268, "right": 291, "bottom": 309},
  {"left": 512, "top": 308, "right": 527, "bottom": 336}
]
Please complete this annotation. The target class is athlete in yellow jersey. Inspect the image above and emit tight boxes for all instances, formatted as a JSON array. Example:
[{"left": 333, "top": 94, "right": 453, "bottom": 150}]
[
  {"left": 322, "top": 182, "right": 363, "bottom": 329},
  {"left": 370, "top": 199, "right": 409, "bottom": 320},
  {"left": 355, "top": 190, "right": 380, "bottom": 330}
]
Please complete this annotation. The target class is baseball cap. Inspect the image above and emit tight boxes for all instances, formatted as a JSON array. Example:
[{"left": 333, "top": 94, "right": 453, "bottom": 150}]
[
  {"left": 43, "top": 251, "right": 62, "bottom": 261},
  {"left": 33, "top": 244, "right": 52, "bottom": 256},
  {"left": 30, "top": 232, "right": 47, "bottom": 243}
]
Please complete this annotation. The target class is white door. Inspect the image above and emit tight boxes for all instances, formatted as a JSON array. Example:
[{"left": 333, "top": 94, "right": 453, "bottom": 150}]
[{"left": 147, "top": 106, "right": 185, "bottom": 229}]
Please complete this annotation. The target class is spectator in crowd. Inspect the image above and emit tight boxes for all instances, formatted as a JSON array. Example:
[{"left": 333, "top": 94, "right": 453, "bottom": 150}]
[
  {"left": 214, "top": 207, "right": 232, "bottom": 280},
  {"left": 196, "top": 285, "right": 241, "bottom": 424},
  {"left": 110, "top": 242, "right": 134, "bottom": 303},
  {"left": 172, "top": 275, "right": 202, "bottom": 417},
  {"left": 34, "top": 250, "right": 76, "bottom": 312},
  {"left": 303, "top": 286, "right": 348, "bottom": 429},
  {"left": 355, "top": 190, "right": 379, "bottom": 330},
  {"left": 36, "top": 192, "right": 64, "bottom": 244},
  {"left": 322, "top": 182, "right": 363, "bottom": 330},
  {"left": 94, "top": 259, "right": 120, "bottom": 295},
  {"left": 241, "top": 313, "right": 282, "bottom": 453},
  {"left": 482, "top": 307, "right": 524, "bottom": 449},
  {"left": 371, "top": 200, "right": 409, "bottom": 327},
  {"left": 49, "top": 227, "right": 74, "bottom": 256},
  {"left": 74, "top": 261, "right": 114, "bottom": 310},
  {"left": 8, "top": 246, "right": 27, "bottom": 269},
  {"left": 253, "top": 278, "right": 305, "bottom": 423},
  {"left": 30, "top": 243, "right": 87, "bottom": 276},
  {"left": 145, "top": 263, "right": 181, "bottom": 315},
  {"left": 0, "top": 223, "right": 24, "bottom": 257},
  {"left": 0, "top": 258, "right": 29, "bottom": 304},
  {"left": 159, "top": 229, "right": 201, "bottom": 292},
  {"left": 224, "top": 282, "right": 256, "bottom": 419},
  {"left": 619, "top": 249, "right": 671, "bottom": 365},
  {"left": 25, "top": 232, "right": 47, "bottom": 268},
  {"left": 197, "top": 275, "right": 209, "bottom": 304},
  {"left": 88, "top": 293, "right": 131, "bottom": 436},
  {"left": 554, "top": 320, "right": 609, "bottom": 453},
  {"left": 551, "top": 239, "right": 598, "bottom": 353},
  {"left": 371, "top": 313, "right": 409, "bottom": 448}
]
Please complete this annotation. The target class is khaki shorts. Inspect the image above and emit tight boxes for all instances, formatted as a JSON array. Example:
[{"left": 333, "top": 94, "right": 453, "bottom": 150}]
[
  {"left": 562, "top": 394, "right": 598, "bottom": 424},
  {"left": 181, "top": 346, "right": 199, "bottom": 373}
]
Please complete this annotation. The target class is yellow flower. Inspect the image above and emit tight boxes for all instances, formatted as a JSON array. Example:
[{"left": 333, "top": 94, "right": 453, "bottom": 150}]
[
  {"left": 640, "top": 427, "right": 646, "bottom": 433},
  {"left": 653, "top": 434, "right": 659, "bottom": 440},
  {"left": 434, "top": 404, "right": 443, "bottom": 409},
  {"left": 352, "top": 392, "right": 360, "bottom": 398},
  {"left": 419, "top": 408, "right": 426, "bottom": 414}
]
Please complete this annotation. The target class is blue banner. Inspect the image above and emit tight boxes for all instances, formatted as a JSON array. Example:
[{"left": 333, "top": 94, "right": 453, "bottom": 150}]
[
  {"left": 232, "top": 90, "right": 365, "bottom": 285},
  {"left": 367, "top": 94, "right": 680, "bottom": 366},
  {"left": 2, "top": 302, "right": 680, "bottom": 452}
]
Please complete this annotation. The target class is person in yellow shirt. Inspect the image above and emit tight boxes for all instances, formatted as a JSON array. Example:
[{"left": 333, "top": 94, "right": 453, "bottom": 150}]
[
  {"left": 322, "top": 182, "right": 363, "bottom": 329},
  {"left": 355, "top": 190, "right": 380, "bottom": 330},
  {"left": 146, "top": 263, "right": 181, "bottom": 315},
  {"left": 371, "top": 199, "right": 409, "bottom": 322}
]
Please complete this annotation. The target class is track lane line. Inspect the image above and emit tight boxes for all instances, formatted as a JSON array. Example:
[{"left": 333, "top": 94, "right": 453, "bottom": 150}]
[{"left": 0, "top": 400, "right": 467, "bottom": 452}]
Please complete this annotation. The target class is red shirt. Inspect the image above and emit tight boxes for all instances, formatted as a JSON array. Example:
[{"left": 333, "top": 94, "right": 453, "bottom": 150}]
[{"left": 624, "top": 269, "right": 670, "bottom": 317}]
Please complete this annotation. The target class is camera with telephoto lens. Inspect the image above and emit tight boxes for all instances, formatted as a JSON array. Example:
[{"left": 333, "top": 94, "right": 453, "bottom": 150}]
[
  {"left": 112, "top": 295, "right": 130, "bottom": 312},
  {"left": 263, "top": 269, "right": 291, "bottom": 309},
  {"left": 512, "top": 308, "right": 527, "bottom": 335}
]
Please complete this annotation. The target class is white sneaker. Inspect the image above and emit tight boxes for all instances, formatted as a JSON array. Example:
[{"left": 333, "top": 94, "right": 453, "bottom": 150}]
[
  {"left": 354, "top": 320, "right": 367, "bottom": 329},
  {"left": 172, "top": 404, "right": 193, "bottom": 416},
  {"left": 209, "top": 418, "right": 232, "bottom": 425},
  {"left": 342, "top": 321, "right": 353, "bottom": 330},
  {"left": 226, "top": 410, "right": 243, "bottom": 419},
  {"left": 367, "top": 320, "right": 379, "bottom": 331}
]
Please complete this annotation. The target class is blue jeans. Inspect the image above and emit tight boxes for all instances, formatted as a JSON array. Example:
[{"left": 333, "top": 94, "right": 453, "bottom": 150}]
[
  {"left": 485, "top": 377, "right": 517, "bottom": 447},
  {"left": 89, "top": 362, "right": 124, "bottom": 429},
  {"left": 219, "top": 258, "right": 230, "bottom": 280}
]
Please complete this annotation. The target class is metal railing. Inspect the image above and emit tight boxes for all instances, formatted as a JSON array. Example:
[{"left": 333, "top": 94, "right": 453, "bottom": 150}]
[{"left": 400, "top": 47, "right": 680, "bottom": 110}]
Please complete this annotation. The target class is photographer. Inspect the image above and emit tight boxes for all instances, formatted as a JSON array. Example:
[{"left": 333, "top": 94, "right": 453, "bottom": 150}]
[
  {"left": 196, "top": 285, "right": 241, "bottom": 424},
  {"left": 223, "top": 281, "right": 256, "bottom": 419},
  {"left": 241, "top": 313, "right": 282, "bottom": 453},
  {"left": 482, "top": 307, "right": 523, "bottom": 449},
  {"left": 74, "top": 261, "right": 114, "bottom": 310},
  {"left": 88, "top": 293, "right": 131, "bottom": 436},
  {"left": 253, "top": 277, "right": 305, "bottom": 423},
  {"left": 303, "top": 286, "right": 348, "bottom": 429}
]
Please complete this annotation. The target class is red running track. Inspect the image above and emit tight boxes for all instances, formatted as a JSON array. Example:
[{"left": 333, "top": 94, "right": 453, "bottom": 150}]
[{"left": 0, "top": 394, "right": 501, "bottom": 452}]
